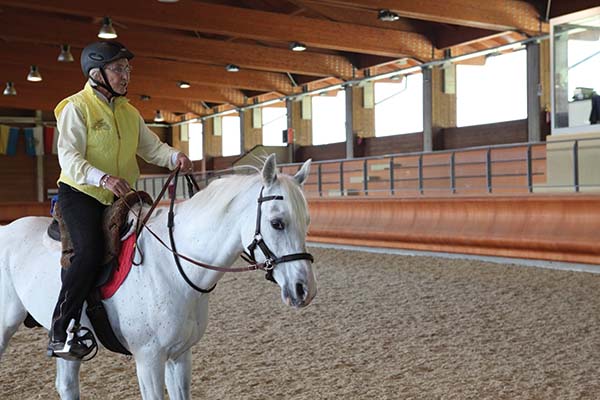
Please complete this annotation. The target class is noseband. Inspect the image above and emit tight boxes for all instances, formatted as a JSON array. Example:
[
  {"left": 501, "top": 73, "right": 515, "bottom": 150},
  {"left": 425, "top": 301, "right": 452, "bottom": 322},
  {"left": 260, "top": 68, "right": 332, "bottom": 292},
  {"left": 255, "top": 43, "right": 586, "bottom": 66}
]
[{"left": 241, "top": 187, "right": 314, "bottom": 283}]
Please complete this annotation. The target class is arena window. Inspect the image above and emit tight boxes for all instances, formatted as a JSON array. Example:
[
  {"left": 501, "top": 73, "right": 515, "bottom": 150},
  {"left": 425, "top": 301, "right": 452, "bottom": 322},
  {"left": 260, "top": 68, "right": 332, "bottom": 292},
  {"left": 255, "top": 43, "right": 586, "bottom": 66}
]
[
  {"left": 188, "top": 122, "right": 203, "bottom": 161},
  {"left": 457, "top": 50, "right": 527, "bottom": 127},
  {"left": 262, "top": 106, "right": 287, "bottom": 146},
  {"left": 311, "top": 90, "right": 346, "bottom": 145},
  {"left": 222, "top": 115, "right": 241, "bottom": 156},
  {"left": 374, "top": 73, "right": 423, "bottom": 136}
]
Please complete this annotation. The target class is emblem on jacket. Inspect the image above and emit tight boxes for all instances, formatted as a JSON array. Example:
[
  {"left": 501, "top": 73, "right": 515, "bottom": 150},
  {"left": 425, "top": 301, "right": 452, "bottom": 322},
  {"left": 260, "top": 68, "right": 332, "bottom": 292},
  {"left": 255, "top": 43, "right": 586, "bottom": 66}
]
[{"left": 92, "top": 119, "right": 110, "bottom": 131}]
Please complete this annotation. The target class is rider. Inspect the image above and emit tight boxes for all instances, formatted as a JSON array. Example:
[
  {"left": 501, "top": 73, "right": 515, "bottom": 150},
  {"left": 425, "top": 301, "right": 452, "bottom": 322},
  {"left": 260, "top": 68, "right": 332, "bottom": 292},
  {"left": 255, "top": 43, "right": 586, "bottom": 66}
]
[{"left": 47, "top": 41, "right": 193, "bottom": 360}]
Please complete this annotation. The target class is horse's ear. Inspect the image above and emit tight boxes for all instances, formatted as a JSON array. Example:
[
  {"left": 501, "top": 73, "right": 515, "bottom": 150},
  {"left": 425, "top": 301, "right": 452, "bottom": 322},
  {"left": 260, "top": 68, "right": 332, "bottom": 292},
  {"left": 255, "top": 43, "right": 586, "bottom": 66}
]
[
  {"left": 262, "top": 153, "right": 278, "bottom": 187},
  {"left": 294, "top": 158, "right": 311, "bottom": 186}
]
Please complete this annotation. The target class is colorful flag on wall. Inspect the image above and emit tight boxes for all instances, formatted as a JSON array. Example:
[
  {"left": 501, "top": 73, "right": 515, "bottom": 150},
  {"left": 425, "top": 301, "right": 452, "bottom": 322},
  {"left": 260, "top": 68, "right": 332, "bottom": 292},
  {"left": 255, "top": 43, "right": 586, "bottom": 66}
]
[
  {"left": 23, "top": 127, "right": 44, "bottom": 156},
  {"left": 33, "top": 126, "right": 44, "bottom": 156},
  {"left": 6, "top": 127, "right": 19, "bottom": 156},
  {"left": 24, "top": 128, "right": 36, "bottom": 156},
  {"left": 0, "top": 125, "right": 9, "bottom": 155},
  {"left": 44, "top": 126, "right": 59, "bottom": 155}
]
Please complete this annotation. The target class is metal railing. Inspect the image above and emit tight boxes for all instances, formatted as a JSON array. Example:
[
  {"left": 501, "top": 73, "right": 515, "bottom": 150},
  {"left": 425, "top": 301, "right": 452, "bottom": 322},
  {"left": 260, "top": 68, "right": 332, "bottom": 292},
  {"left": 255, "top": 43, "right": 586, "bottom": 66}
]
[{"left": 137, "top": 137, "right": 600, "bottom": 201}]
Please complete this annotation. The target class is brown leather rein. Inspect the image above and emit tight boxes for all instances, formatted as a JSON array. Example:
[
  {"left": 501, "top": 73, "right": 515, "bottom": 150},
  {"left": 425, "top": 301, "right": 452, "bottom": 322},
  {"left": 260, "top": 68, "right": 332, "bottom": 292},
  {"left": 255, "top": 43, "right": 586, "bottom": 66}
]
[{"left": 127, "top": 167, "right": 314, "bottom": 293}]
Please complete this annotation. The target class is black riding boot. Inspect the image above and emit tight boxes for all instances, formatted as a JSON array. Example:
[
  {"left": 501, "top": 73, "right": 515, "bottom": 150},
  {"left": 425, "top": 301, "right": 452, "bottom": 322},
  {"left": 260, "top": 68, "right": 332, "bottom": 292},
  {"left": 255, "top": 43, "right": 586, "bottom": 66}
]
[{"left": 48, "top": 183, "right": 106, "bottom": 360}]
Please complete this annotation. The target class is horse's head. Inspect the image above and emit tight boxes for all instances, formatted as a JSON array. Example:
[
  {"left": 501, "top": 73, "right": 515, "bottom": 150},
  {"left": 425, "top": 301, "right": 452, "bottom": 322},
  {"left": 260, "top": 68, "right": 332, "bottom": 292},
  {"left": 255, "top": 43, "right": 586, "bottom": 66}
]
[{"left": 243, "top": 154, "right": 317, "bottom": 308}]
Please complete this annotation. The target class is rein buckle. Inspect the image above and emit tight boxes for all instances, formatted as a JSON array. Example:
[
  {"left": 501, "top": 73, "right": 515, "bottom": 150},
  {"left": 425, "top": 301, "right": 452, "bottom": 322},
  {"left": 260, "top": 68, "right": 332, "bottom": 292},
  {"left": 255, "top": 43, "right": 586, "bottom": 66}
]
[{"left": 263, "top": 259, "right": 275, "bottom": 271}]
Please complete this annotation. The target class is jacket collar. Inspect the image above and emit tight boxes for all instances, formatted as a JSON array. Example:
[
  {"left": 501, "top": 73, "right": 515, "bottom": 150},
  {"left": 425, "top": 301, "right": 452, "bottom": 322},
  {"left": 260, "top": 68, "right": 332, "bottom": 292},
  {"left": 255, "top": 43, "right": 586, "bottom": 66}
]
[{"left": 84, "top": 82, "right": 129, "bottom": 107}]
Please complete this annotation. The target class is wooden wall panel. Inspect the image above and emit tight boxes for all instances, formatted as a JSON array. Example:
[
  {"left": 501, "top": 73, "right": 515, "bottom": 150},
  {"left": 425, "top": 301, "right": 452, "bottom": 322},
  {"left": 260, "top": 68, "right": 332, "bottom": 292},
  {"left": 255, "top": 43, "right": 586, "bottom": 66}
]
[
  {"left": 137, "top": 157, "right": 170, "bottom": 175},
  {"left": 357, "top": 132, "right": 423, "bottom": 157},
  {"left": 539, "top": 40, "right": 551, "bottom": 114},
  {"left": 295, "top": 142, "right": 346, "bottom": 162},
  {"left": 291, "top": 99, "right": 312, "bottom": 146},
  {"left": 352, "top": 86, "right": 375, "bottom": 138},
  {"left": 212, "top": 155, "right": 239, "bottom": 171},
  {"left": 0, "top": 134, "right": 37, "bottom": 202},
  {"left": 440, "top": 119, "right": 528, "bottom": 150},
  {"left": 0, "top": 202, "right": 51, "bottom": 224},
  {"left": 243, "top": 109, "right": 263, "bottom": 151},
  {"left": 432, "top": 66, "right": 457, "bottom": 132},
  {"left": 203, "top": 118, "right": 222, "bottom": 157},
  {"left": 292, "top": 119, "right": 534, "bottom": 160},
  {"left": 43, "top": 154, "right": 60, "bottom": 198}
]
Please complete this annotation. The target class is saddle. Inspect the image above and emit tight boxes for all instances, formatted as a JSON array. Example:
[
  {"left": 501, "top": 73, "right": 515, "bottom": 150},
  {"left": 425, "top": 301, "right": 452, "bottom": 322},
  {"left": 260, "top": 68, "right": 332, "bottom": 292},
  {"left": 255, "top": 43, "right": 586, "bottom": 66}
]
[
  {"left": 44, "top": 191, "right": 153, "bottom": 357},
  {"left": 48, "top": 191, "right": 153, "bottom": 273}
]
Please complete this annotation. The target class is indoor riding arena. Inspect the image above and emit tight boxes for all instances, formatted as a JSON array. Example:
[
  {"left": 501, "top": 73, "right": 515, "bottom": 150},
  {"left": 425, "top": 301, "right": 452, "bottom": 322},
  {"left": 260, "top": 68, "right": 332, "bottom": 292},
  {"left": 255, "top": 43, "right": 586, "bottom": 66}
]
[
  {"left": 2, "top": 2, "right": 600, "bottom": 400},
  {"left": 2, "top": 247, "right": 600, "bottom": 399}
]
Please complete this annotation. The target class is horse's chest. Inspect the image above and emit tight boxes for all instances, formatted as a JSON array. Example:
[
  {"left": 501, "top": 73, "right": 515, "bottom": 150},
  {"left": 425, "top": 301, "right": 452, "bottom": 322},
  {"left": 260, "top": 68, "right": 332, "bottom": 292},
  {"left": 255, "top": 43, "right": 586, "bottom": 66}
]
[{"left": 127, "top": 296, "right": 209, "bottom": 350}]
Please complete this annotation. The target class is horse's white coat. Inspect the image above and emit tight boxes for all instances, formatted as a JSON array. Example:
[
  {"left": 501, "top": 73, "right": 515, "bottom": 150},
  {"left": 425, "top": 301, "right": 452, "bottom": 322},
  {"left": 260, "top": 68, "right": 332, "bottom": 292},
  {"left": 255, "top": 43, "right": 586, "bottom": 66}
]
[{"left": 0, "top": 155, "right": 316, "bottom": 400}]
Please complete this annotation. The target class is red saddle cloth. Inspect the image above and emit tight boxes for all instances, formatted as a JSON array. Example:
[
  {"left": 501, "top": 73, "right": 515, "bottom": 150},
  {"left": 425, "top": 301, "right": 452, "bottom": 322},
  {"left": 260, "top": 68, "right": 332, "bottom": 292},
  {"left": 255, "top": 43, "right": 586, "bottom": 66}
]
[{"left": 99, "top": 233, "right": 137, "bottom": 300}]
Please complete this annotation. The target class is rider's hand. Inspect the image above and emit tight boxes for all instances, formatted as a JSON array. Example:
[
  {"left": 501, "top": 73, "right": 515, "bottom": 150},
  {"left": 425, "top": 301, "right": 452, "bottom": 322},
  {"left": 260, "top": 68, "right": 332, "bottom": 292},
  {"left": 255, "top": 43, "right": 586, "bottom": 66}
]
[
  {"left": 176, "top": 152, "right": 193, "bottom": 174},
  {"left": 101, "top": 175, "right": 131, "bottom": 198}
]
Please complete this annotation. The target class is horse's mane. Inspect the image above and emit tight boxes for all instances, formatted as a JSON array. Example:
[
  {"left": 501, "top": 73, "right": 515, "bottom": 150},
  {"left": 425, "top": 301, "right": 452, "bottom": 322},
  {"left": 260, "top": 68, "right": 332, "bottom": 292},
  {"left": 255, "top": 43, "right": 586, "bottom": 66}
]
[{"left": 183, "top": 169, "right": 309, "bottom": 232}]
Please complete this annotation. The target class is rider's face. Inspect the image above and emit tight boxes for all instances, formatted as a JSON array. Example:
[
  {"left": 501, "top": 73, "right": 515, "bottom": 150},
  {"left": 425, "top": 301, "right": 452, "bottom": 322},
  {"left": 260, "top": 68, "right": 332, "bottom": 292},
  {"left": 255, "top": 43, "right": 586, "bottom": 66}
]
[{"left": 103, "top": 58, "right": 131, "bottom": 95}]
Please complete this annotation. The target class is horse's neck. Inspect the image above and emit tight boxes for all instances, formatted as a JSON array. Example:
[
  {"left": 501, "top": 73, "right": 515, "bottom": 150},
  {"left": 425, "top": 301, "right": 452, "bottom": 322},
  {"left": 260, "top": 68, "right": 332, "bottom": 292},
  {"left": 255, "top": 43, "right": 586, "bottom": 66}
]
[
  {"left": 175, "top": 197, "right": 247, "bottom": 265},
  {"left": 139, "top": 189, "right": 252, "bottom": 293}
]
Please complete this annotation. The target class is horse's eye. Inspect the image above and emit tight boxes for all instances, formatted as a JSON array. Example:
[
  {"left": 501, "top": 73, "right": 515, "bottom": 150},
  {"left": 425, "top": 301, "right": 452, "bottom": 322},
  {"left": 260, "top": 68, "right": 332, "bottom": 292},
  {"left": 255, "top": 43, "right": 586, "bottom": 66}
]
[{"left": 271, "top": 219, "right": 285, "bottom": 230}]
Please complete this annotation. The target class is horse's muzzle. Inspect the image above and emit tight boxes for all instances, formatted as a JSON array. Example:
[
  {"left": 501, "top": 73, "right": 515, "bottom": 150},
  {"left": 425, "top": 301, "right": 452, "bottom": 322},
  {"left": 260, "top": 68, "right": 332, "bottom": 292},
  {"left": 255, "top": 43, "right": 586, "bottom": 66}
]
[{"left": 282, "top": 280, "right": 315, "bottom": 308}]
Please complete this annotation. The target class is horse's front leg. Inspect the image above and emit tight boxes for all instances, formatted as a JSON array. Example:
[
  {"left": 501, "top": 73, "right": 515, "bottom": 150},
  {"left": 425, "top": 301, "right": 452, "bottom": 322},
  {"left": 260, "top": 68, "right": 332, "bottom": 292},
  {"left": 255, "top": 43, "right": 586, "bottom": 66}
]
[
  {"left": 135, "top": 351, "right": 167, "bottom": 400},
  {"left": 165, "top": 350, "right": 192, "bottom": 400},
  {"left": 55, "top": 358, "right": 81, "bottom": 400}
]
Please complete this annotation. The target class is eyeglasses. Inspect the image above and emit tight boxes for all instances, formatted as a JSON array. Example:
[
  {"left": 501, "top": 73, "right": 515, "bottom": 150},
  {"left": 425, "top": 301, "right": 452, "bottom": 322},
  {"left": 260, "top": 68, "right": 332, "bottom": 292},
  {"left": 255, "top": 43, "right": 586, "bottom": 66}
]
[{"left": 105, "top": 65, "right": 132, "bottom": 75}]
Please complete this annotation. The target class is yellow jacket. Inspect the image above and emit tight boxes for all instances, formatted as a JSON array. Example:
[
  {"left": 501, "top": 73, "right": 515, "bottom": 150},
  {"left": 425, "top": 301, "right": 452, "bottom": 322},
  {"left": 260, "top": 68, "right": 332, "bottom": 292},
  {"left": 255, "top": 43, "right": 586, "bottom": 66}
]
[{"left": 56, "top": 84, "right": 154, "bottom": 205}]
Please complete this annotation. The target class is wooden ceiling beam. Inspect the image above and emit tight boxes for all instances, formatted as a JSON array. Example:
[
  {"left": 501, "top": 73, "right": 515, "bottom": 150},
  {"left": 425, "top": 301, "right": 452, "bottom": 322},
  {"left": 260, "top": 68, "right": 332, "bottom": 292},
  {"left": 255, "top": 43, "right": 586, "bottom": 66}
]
[
  {"left": 0, "top": 61, "right": 222, "bottom": 115},
  {"left": 0, "top": 0, "right": 434, "bottom": 60},
  {"left": 0, "top": 42, "right": 295, "bottom": 95},
  {"left": 291, "top": 0, "right": 429, "bottom": 33},
  {"left": 311, "top": 0, "right": 547, "bottom": 35},
  {"left": 435, "top": 27, "right": 514, "bottom": 50},
  {"left": 0, "top": 65, "right": 239, "bottom": 109},
  {"left": 0, "top": 85, "right": 188, "bottom": 122},
  {"left": 129, "top": 97, "right": 206, "bottom": 115},
  {"left": 132, "top": 58, "right": 294, "bottom": 95},
  {"left": 547, "top": 0, "right": 600, "bottom": 19},
  {"left": 0, "top": 9, "right": 355, "bottom": 79}
]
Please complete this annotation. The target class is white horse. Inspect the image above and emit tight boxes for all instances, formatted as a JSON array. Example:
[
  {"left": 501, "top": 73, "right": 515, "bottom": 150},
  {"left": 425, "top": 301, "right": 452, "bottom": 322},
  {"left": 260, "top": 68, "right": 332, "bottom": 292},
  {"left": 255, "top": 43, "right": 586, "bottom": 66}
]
[{"left": 0, "top": 154, "right": 316, "bottom": 399}]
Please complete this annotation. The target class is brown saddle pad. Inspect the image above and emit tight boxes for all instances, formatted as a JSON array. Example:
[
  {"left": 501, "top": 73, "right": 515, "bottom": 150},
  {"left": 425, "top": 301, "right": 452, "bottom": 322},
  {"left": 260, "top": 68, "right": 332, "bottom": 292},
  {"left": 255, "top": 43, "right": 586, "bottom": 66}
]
[{"left": 53, "top": 191, "right": 153, "bottom": 269}]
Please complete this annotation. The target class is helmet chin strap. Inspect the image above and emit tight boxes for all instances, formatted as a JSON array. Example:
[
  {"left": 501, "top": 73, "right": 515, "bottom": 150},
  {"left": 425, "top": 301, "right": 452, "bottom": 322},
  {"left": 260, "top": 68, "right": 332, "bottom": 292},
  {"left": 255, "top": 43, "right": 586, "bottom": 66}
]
[{"left": 90, "top": 67, "right": 127, "bottom": 98}]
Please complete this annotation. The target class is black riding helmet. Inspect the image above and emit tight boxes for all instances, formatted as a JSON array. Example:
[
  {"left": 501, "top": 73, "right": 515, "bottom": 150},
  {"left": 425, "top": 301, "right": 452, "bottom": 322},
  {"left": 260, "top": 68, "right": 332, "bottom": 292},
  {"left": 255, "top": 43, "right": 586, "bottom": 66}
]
[{"left": 81, "top": 41, "right": 134, "bottom": 97}]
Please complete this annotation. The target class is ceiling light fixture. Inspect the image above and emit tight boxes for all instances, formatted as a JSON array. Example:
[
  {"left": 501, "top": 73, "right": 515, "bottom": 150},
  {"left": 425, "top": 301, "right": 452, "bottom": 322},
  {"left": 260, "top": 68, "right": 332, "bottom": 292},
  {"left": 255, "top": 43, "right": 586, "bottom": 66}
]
[
  {"left": 289, "top": 42, "right": 307, "bottom": 52},
  {"left": 58, "top": 44, "right": 74, "bottom": 62},
  {"left": 27, "top": 65, "right": 43, "bottom": 82},
  {"left": 378, "top": 9, "right": 400, "bottom": 22},
  {"left": 178, "top": 81, "right": 191, "bottom": 89},
  {"left": 225, "top": 64, "right": 240, "bottom": 72},
  {"left": 154, "top": 109, "right": 165, "bottom": 122},
  {"left": 98, "top": 16, "right": 118, "bottom": 39},
  {"left": 3, "top": 82, "right": 16, "bottom": 96}
]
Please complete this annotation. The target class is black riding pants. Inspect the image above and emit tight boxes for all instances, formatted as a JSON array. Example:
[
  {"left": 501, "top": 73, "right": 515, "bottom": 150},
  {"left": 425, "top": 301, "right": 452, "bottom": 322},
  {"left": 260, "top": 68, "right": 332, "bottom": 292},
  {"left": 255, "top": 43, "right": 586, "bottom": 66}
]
[{"left": 51, "top": 183, "right": 108, "bottom": 342}]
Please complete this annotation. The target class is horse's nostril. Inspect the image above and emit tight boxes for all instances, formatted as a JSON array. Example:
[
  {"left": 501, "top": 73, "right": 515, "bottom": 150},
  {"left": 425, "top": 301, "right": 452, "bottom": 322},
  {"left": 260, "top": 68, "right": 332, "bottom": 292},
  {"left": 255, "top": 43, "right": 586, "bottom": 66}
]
[{"left": 296, "top": 282, "right": 306, "bottom": 300}]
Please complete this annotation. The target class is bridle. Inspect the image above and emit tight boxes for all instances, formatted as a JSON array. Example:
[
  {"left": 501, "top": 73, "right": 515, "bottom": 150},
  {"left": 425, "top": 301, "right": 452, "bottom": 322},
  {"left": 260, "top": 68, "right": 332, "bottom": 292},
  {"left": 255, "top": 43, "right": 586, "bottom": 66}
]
[
  {"left": 240, "top": 186, "right": 314, "bottom": 283},
  {"left": 132, "top": 168, "right": 314, "bottom": 293}
]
